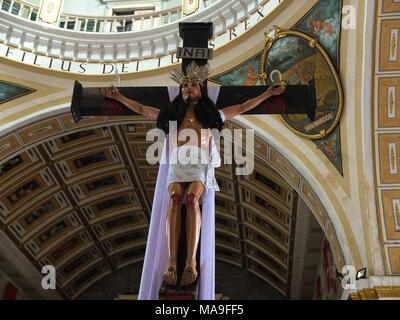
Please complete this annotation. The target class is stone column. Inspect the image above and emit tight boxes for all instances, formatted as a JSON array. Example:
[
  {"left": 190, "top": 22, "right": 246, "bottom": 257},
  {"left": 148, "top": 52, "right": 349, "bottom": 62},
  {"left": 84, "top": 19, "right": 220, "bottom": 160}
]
[{"left": 0, "top": 229, "right": 62, "bottom": 300}]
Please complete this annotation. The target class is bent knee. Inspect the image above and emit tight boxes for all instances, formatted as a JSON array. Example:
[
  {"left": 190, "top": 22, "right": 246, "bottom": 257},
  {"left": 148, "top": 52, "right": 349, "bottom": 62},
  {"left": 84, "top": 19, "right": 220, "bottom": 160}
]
[
  {"left": 186, "top": 192, "right": 198, "bottom": 208},
  {"left": 170, "top": 193, "right": 183, "bottom": 207}
]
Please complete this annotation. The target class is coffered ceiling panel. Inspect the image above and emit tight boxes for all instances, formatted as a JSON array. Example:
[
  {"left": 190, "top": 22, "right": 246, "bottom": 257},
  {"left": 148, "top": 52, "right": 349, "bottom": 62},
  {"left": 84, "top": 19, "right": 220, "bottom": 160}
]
[{"left": 0, "top": 113, "right": 319, "bottom": 298}]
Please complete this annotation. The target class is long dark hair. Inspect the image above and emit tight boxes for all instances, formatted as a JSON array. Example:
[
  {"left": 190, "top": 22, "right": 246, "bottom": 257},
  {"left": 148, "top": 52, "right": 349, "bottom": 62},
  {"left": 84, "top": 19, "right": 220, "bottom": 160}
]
[{"left": 156, "top": 85, "right": 223, "bottom": 134}]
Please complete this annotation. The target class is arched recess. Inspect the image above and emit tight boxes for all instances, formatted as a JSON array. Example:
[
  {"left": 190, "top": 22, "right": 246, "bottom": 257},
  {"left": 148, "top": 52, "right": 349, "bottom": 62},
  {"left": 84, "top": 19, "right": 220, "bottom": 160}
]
[
  {"left": 236, "top": 115, "right": 350, "bottom": 270},
  {"left": 0, "top": 103, "right": 349, "bottom": 298}
]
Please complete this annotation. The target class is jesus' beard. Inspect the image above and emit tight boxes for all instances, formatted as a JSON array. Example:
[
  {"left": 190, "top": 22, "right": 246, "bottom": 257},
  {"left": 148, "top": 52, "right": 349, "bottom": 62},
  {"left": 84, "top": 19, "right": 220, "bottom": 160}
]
[{"left": 183, "top": 95, "right": 200, "bottom": 104}]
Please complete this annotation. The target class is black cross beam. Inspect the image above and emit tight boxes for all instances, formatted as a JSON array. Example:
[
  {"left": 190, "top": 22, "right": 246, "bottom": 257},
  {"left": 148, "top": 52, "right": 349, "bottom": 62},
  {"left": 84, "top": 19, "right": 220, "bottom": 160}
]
[
  {"left": 71, "top": 22, "right": 317, "bottom": 123},
  {"left": 71, "top": 79, "right": 316, "bottom": 122}
]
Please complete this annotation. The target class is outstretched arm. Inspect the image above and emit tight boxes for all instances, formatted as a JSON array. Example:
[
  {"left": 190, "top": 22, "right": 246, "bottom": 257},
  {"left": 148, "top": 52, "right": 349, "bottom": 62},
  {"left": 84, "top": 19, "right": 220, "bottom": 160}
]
[
  {"left": 221, "top": 84, "right": 286, "bottom": 121},
  {"left": 101, "top": 86, "right": 160, "bottom": 120}
]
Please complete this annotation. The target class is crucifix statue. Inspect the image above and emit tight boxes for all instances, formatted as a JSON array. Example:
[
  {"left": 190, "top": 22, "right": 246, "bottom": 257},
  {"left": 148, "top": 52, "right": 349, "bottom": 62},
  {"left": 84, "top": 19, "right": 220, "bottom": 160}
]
[{"left": 70, "top": 22, "right": 317, "bottom": 300}]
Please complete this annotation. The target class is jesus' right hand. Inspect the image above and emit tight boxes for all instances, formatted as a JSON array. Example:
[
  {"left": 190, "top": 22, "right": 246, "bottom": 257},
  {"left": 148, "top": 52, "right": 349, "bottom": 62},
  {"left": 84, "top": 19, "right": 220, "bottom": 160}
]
[{"left": 101, "top": 86, "right": 121, "bottom": 100}]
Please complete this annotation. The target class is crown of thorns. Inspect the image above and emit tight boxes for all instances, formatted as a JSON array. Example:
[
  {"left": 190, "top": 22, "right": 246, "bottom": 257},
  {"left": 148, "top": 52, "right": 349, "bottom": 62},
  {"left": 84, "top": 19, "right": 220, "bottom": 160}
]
[{"left": 169, "top": 61, "right": 210, "bottom": 86}]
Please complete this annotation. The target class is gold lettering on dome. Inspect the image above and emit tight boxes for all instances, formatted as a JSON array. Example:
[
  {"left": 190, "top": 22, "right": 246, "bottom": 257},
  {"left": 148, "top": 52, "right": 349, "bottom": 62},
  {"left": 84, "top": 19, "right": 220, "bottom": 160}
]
[
  {"left": 78, "top": 63, "right": 86, "bottom": 73},
  {"left": 61, "top": 60, "right": 71, "bottom": 72},
  {"left": 0, "top": 1, "right": 276, "bottom": 75},
  {"left": 5, "top": 46, "right": 14, "bottom": 57},
  {"left": 230, "top": 29, "right": 237, "bottom": 40},
  {"left": 245, "top": 19, "right": 250, "bottom": 30},
  {"left": 121, "top": 63, "right": 128, "bottom": 73},
  {"left": 257, "top": 9, "right": 265, "bottom": 22},
  {"left": 103, "top": 64, "right": 114, "bottom": 74},
  {"left": 171, "top": 53, "right": 179, "bottom": 64},
  {"left": 33, "top": 55, "right": 41, "bottom": 66}
]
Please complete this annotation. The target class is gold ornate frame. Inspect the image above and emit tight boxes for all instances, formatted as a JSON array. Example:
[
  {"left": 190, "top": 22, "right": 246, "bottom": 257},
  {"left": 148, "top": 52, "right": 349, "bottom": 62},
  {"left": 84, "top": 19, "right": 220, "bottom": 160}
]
[
  {"left": 183, "top": 0, "right": 199, "bottom": 16},
  {"left": 38, "top": 0, "right": 63, "bottom": 24},
  {"left": 260, "top": 26, "right": 344, "bottom": 139}
]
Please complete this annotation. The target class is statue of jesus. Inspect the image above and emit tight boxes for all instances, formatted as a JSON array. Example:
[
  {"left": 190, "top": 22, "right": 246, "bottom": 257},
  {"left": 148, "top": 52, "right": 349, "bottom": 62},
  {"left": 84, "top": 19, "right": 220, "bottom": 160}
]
[{"left": 102, "top": 62, "right": 285, "bottom": 298}]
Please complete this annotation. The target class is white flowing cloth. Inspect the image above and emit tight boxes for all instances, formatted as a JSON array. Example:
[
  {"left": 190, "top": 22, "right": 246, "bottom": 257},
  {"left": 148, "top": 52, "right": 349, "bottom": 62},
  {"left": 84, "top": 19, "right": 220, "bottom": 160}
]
[{"left": 138, "top": 86, "right": 223, "bottom": 300}]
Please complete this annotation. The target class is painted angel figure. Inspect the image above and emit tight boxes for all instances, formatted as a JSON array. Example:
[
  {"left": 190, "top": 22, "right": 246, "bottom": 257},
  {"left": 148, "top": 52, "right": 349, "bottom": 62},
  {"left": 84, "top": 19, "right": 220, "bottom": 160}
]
[
  {"left": 308, "top": 9, "right": 336, "bottom": 37},
  {"left": 241, "top": 66, "right": 260, "bottom": 86}
]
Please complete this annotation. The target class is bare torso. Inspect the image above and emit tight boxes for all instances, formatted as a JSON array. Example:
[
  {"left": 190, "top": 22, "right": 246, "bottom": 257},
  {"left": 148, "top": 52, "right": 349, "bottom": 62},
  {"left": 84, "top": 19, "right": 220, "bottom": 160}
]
[{"left": 171, "top": 109, "right": 211, "bottom": 151}]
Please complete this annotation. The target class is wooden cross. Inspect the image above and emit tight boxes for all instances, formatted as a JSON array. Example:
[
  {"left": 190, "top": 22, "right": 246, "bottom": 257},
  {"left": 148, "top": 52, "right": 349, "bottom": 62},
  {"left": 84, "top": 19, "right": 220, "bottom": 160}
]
[
  {"left": 71, "top": 22, "right": 317, "bottom": 123},
  {"left": 69, "top": 22, "right": 317, "bottom": 300}
]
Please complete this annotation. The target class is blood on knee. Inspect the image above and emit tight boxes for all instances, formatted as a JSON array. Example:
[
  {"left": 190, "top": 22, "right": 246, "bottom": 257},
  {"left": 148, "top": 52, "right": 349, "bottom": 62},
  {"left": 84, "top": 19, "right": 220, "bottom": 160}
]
[
  {"left": 186, "top": 192, "right": 198, "bottom": 207},
  {"left": 170, "top": 193, "right": 182, "bottom": 207}
]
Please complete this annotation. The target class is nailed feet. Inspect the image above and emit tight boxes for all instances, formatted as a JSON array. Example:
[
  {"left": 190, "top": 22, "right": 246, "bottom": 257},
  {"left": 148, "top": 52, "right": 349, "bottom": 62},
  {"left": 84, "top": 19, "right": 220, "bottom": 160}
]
[
  {"left": 180, "top": 266, "right": 198, "bottom": 286},
  {"left": 163, "top": 265, "right": 178, "bottom": 286}
]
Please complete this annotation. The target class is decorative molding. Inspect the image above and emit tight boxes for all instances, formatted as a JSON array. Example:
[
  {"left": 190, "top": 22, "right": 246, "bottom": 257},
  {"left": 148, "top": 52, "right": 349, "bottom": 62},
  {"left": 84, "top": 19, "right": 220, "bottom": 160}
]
[
  {"left": 38, "top": 0, "right": 64, "bottom": 25},
  {"left": 392, "top": 199, "right": 400, "bottom": 230},
  {"left": 349, "top": 277, "right": 400, "bottom": 299},
  {"left": 0, "top": 0, "right": 280, "bottom": 74},
  {"left": 388, "top": 86, "right": 396, "bottom": 118},
  {"left": 388, "top": 142, "right": 398, "bottom": 174},
  {"left": 374, "top": 0, "right": 400, "bottom": 275},
  {"left": 389, "top": 28, "right": 398, "bottom": 62},
  {"left": 350, "top": 286, "right": 400, "bottom": 300},
  {"left": 183, "top": 0, "right": 200, "bottom": 16}
]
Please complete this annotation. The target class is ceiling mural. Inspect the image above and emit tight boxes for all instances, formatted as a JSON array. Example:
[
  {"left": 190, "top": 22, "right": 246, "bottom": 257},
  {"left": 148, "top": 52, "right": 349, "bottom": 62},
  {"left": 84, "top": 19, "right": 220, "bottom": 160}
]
[
  {"left": 261, "top": 28, "right": 343, "bottom": 140},
  {"left": 292, "top": 0, "right": 342, "bottom": 67},
  {"left": 313, "top": 125, "right": 343, "bottom": 175},
  {"left": 210, "top": 0, "right": 344, "bottom": 174},
  {"left": 210, "top": 53, "right": 264, "bottom": 87},
  {"left": 291, "top": 0, "right": 343, "bottom": 174},
  {"left": 0, "top": 80, "right": 35, "bottom": 104}
]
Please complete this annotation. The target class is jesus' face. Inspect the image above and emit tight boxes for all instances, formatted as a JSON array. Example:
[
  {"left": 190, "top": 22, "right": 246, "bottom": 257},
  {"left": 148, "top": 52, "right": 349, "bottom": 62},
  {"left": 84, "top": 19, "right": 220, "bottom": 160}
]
[{"left": 182, "top": 80, "right": 202, "bottom": 103}]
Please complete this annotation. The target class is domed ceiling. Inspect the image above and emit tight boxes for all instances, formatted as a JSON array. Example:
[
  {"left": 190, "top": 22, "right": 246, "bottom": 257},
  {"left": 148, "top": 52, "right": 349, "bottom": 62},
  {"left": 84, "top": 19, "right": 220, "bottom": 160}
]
[
  {"left": 1, "top": 113, "right": 302, "bottom": 299},
  {"left": 0, "top": 0, "right": 357, "bottom": 300}
]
